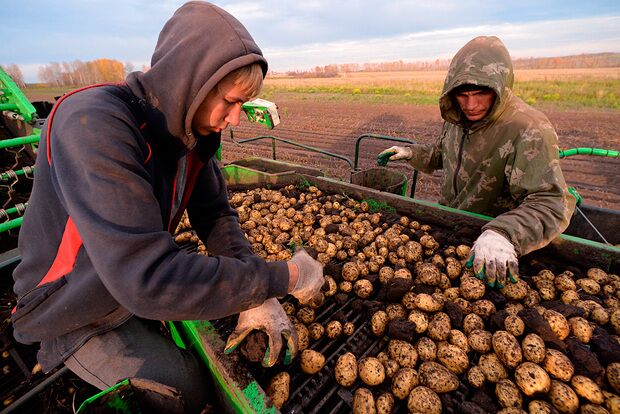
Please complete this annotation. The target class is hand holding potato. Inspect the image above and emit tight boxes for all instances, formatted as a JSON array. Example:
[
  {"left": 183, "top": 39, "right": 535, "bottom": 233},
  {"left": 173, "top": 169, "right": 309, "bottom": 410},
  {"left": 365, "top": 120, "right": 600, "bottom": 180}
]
[{"left": 467, "top": 229, "right": 519, "bottom": 288}]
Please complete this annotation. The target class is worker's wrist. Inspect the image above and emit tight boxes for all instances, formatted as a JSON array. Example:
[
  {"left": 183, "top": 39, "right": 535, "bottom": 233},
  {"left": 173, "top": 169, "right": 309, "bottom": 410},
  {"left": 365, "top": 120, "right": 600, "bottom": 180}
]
[{"left": 287, "top": 262, "right": 300, "bottom": 292}]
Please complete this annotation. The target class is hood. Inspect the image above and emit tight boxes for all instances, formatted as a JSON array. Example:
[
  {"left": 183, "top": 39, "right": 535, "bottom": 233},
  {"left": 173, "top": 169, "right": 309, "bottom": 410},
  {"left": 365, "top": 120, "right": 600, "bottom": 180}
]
[
  {"left": 126, "top": 1, "right": 268, "bottom": 149},
  {"left": 439, "top": 36, "right": 514, "bottom": 128}
]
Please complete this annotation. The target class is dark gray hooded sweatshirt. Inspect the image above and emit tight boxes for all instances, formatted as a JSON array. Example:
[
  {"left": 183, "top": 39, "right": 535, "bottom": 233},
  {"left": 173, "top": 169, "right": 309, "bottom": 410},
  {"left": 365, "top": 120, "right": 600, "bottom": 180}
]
[{"left": 12, "top": 1, "right": 289, "bottom": 372}]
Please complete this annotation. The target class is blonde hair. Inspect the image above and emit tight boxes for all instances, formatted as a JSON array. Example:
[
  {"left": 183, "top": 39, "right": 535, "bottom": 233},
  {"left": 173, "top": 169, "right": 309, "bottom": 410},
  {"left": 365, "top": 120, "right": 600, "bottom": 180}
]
[{"left": 221, "top": 63, "right": 264, "bottom": 98}]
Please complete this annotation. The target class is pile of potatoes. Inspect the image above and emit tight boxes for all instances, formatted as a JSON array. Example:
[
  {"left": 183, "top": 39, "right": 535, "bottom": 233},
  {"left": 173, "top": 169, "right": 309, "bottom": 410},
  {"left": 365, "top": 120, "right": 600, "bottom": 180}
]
[{"left": 177, "top": 185, "right": 620, "bottom": 414}]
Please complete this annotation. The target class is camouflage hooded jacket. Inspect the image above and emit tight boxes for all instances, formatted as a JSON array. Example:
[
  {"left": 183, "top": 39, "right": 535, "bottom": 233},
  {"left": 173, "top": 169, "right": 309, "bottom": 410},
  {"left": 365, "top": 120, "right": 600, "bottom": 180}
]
[{"left": 406, "top": 36, "right": 575, "bottom": 256}]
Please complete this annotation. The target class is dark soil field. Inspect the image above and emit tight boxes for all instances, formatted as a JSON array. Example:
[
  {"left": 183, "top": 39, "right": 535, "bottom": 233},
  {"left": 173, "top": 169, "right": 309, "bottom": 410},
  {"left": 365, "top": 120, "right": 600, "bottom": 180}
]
[{"left": 224, "top": 97, "right": 619, "bottom": 210}]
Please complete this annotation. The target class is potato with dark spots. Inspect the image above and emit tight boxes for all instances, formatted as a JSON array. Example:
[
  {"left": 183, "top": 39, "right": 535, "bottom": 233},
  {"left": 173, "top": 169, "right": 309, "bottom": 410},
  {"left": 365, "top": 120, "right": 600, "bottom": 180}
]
[
  {"left": 478, "top": 352, "right": 509, "bottom": 383},
  {"left": 543, "top": 349, "right": 574, "bottom": 382},
  {"left": 358, "top": 357, "right": 386, "bottom": 386},
  {"left": 418, "top": 361, "right": 459, "bottom": 393},
  {"left": 414, "top": 293, "right": 443, "bottom": 312},
  {"left": 375, "top": 392, "right": 394, "bottom": 414},
  {"left": 427, "top": 312, "right": 451, "bottom": 341},
  {"left": 295, "top": 323, "right": 309, "bottom": 351},
  {"left": 467, "top": 365, "right": 486, "bottom": 388},
  {"left": 437, "top": 343, "right": 469, "bottom": 374},
  {"left": 492, "top": 330, "right": 523, "bottom": 369},
  {"left": 521, "top": 333, "right": 546, "bottom": 364},
  {"left": 408, "top": 309, "right": 429, "bottom": 334},
  {"left": 416, "top": 337, "right": 437, "bottom": 362},
  {"left": 326, "top": 320, "right": 343, "bottom": 339},
  {"left": 300, "top": 349, "right": 325, "bottom": 374},
  {"left": 352, "top": 387, "right": 376, "bottom": 414},
  {"left": 514, "top": 362, "right": 551, "bottom": 396},
  {"left": 570, "top": 375, "right": 604, "bottom": 404},
  {"left": 371, "top": 311, "right": 389, "bottom": 337},
  {"left": 548, "top": 380, "right": 579, "bottom": 414},
  {"left": 267, "top": 372, "right": 290, "bottom": 409},
  {"left": 388, "top": 339, "right": 418, "bottom": 368},
  {"left": 391, "top": 367, "right": 419, "bottom": 400},
  {"left": 543, "top": 309, "right": 570, "bottom": 341},
  {"left": 308, "top": 322, "right": 324, "bottom": 340},
  {"left": 496, "top": 379, "right": 523, "bottom": 408},
  {"left": 335, "top": 352, "right": 358, "bottom": 387},
  {"left": 469, "top": 329, "right": 493, "bottom": 353},
  {"left": 460, "top": 276, "right": 486, "bottom": 300},
  {"left": 354, "top": 279, "right": 374, "bottom": 298},
  {"left": 407, "top": 386, "right": 442, "bottom": 414}
]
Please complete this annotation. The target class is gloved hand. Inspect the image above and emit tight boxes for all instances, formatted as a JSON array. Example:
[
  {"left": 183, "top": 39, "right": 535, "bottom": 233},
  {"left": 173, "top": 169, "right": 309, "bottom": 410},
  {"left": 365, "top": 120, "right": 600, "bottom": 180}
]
[
  {"left": 288, "top": 249, "right": 324, "bottom": 304},
  {"left": 224, "top": 298, "right": 298, "bottom": 367},
  {"left": 466, "top": 229, "right": 519, "bottom": 289},
  {"left": 377, "top": 146, "right": 413, "bottom": 166}
]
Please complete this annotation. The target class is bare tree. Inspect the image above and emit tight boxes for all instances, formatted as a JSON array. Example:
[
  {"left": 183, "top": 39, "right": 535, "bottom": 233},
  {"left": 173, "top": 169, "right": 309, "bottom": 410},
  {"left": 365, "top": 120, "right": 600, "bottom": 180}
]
[{"left": 1, "top": 64, "right": 26, "bottom": 87}]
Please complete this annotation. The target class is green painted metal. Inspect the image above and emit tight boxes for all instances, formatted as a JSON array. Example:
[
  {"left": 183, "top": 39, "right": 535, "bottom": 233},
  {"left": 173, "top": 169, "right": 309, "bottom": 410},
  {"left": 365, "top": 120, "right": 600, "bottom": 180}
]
[
  {"left": 231, "top": 130, "right": 355, "bottom": 170},
  {"left": 354, "top": 133, "right": 420, "bottom": 198},
  {"left": 0, "top": 132, "right": 40, "bottom": 149},
  {"left": 559, "top": 147, "right": 619, "bottom": 158},
  {"left": 0, "top": 166, "right": 34, "bottom": 181},
  {"left": 0, "top": 203, "right": 27, "bottom": 233},
  {"left": 76, "top": 378, "right": 133, "bottom": 413},
  {"left": 0, "top": 67, "right": 37, "bottom": 123},
  {"left": 175, "top": 320, "right": 275, "bottom": 414}
]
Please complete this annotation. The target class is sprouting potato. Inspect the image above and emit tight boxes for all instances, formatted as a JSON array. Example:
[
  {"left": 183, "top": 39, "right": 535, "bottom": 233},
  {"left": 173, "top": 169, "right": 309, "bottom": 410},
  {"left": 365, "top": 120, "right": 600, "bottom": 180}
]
[
  {"left": 300, "top": 349, "right": 325, "bottom": 374},
  {"left": 358, "top": 357, "right": 386, "bottom": 386},
  {"left": 267, "top": 371, "right": 290, "bottom": 409},
  {"left": 335, "top": 352, "right": 358, "bottom": 387},
  {"left": 352, "top": 387, "right": 376, "bottom": 414}
]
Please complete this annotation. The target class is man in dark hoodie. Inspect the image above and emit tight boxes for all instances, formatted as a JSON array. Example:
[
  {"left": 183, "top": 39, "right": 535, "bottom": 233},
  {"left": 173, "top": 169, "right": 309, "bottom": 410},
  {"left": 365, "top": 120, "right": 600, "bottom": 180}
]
[
  {"left": 11, "top": 2, "right": 323, "bottom": 411},
  {"left": 378, "top": 36, "right": 575, "bottom": 289}
]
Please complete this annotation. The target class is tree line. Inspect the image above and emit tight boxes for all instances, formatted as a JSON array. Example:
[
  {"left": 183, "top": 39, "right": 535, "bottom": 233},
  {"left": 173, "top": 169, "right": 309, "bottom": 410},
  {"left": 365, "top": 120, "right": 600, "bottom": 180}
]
[
  {"left": 283, "top": 52, "right": 620, "bottom": 78},
  {"left": 37, "top": 59, "right": 137, "bottom": 86}
]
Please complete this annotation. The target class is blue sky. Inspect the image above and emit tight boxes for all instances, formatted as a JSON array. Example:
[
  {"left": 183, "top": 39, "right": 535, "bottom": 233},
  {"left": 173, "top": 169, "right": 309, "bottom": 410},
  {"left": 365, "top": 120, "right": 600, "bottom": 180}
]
[{"left": 2, "top": 1, "right": 619, "bottom": 82}]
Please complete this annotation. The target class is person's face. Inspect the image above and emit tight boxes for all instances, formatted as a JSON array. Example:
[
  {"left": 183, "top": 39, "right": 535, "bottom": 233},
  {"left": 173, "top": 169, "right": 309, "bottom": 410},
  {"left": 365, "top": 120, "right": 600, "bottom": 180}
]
[
  {"left": 454, "top": 89, "right": 496, "bottom": 121},
  {"left": 192, "top": 78, "right": 249, "bottom": 135}
]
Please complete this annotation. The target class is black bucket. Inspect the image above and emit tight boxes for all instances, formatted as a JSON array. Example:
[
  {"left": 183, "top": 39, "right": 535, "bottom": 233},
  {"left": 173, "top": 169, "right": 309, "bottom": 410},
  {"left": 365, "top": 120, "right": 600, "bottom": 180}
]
[{"left": 350, "top": 168, "right": 407, "bottom": 196}]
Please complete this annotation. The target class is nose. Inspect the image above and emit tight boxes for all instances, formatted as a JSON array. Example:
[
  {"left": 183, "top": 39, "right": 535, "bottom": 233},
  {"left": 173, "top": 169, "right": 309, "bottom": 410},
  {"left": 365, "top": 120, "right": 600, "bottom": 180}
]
[
  {"left": 225, "top": 104, "right": 243, "bottom": 127},
  {"left": 462, "top": 96, "right": 477, "bottom": 110}
]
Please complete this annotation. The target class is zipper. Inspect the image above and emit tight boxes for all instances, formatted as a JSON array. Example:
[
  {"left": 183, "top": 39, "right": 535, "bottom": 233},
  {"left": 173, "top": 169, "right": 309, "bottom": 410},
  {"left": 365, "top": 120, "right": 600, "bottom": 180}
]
[{"left": 452, "top": 127, "right": 469, "bottom": 197}]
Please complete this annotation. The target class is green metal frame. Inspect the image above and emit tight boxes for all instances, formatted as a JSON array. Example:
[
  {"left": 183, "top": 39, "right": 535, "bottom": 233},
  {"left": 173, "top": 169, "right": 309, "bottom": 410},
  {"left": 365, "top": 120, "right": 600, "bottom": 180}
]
[
  {"left": 559, "top": 147, "right": 619, "bottom": 158},
  {"left": 353, "top": 133, "right": 419, "bottom": 198},
  {"left": 0, "top": 67, "right": 37, "bottom": 123}
]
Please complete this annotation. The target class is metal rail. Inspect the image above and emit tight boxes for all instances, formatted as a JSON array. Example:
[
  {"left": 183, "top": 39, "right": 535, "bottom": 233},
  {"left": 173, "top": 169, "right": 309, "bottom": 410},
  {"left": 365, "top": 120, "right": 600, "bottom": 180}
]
[
  {"left": 231, "top": 130, "right": 355, "bottom": 170},
  {"left": 353, "top": 133, "right": 419, "bottom": 198}
]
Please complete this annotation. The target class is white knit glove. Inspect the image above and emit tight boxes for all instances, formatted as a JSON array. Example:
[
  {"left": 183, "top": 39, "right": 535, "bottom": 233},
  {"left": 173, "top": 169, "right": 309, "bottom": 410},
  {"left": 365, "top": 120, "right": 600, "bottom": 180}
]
[
  {"left": 288, "top": 249, "right": 324, "bottom": 304},
  {"left": 467, "top": 229, "right": 519, "bottom": 288},
  {"left": 377, "top": 146, "right": 413, "bottom": 164}
]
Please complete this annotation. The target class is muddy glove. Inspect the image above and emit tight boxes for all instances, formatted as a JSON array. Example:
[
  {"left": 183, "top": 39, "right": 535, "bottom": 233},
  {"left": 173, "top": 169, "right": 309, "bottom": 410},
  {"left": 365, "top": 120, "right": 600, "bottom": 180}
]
[
  {"left": 466, "top": 229, "right": 519, "bottom": 289},
  {"left": 377, "top": 146, "right": 413, "bottom": 166},
  {"left": 288, "top": 249, "right": 324, "bottom": 304},
  {"left": 224, "top": 298, "right": 298, "bottom": 367}
]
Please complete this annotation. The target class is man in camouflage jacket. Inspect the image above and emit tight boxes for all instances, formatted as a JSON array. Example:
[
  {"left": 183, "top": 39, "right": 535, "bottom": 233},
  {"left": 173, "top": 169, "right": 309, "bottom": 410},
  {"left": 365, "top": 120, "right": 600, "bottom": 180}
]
[{"left": 379, "top": 36, "right": 576, "bottom": 288}]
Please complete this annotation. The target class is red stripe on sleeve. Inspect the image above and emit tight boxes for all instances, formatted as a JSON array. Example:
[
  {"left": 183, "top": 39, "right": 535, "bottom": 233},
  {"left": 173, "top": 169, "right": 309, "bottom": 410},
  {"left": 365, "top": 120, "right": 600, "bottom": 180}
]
[{"left": 37, "top": 217, "right": 83, "bottom": 287}]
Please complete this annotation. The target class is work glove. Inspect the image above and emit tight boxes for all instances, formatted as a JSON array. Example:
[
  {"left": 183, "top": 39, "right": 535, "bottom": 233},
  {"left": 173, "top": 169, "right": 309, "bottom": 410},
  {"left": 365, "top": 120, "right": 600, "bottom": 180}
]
[
  {"left": 224, "top": 298, "right": 298, "bottom": 367},
  {"left": 288, "top": 249, "right": 324, "bottom": 304},
  {"left": 466, "top": 229, "right": 519, "bottom": 289},
  {"left": 377, "top": 146, "right": 413, "bottom": 166}
]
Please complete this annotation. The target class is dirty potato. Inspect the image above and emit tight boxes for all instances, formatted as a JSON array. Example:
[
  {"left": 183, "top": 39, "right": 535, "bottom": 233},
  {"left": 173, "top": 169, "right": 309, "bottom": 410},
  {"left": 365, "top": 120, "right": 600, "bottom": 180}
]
[
  {"left": 478, "top": 352, "right": 509, "bottom": 383},
  {"left": 407, "top": 386, "right": 442, "bottom": 414},
  {"left": 437, "top": 343, "right": 469, "bottom": 375},
  {"left": 358, "top": 357, "right": 386, "bottom": 386},
  {"left": 354, "top": 279, "right": 374, "bottom": 298},
  {"left": 326, "top": 320, "right": 343, "bottom": 339},
  {"left": 308, "top": 322, "right": 324, "bottom": 340},
  {"left": 352, "top": 387, "right": 376, "bottom": 414},
  {"left": 295, "top": 323, "right": 310, "bottom": 351},
  {"left": 496, "top": 379, "right": 523, "bottom": 408},
  {"left": 375, "top": 392, "right": 395, "bottom": 414},
  {"left": 388, "top": 339, "right": 418, "bottom": 368},
  {"left": 514, "top": 362, "right": 551, "bottom": 396},
  {"left": 300, "top": 349, "right": 325, "bottom": 374},
  {"left": 267, "top": 371, "right": 290, "bottom": 409},
  {"left": 521, "top": 333, "right": 546, "bottom": 364},
  {"left": 371, "top": 311, "right": 389, "bottom": 337},
  {"left": 335, "top": 352, "right": 358, "bottom": 387},
  {"left": 543, "top": 349, "right": 574, "bottom": 382},
  {"left": 408, "top": 309, "right": 429, "bottom": 334},
  {"left": 418, "top": 361, "right": 459, "bottom": 393},
  {"left": 391, "top": 367, "right": 419, "bottom": 400},
  {"left": 543, "top": 309, "right": 570, "bottom": 341},
  {"left": 571, "top": 375, "right": 604, "bottom": 404},
  {"left": 492, "top": 331, "right": 523, "bottom": 369},
  {"left": 468, "top": 329, "right": 493, "bottom": 353},
  {"left": 548, "top": 380, "right": 579, "bottom": 414},
  {"left": 568, "top": 316, "right": 593, "bottom": 344}
]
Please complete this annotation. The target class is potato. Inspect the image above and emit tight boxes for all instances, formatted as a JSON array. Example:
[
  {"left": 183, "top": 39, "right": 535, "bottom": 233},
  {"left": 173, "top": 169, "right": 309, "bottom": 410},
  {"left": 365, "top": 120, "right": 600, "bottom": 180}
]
[
  {"left": 300, "top": 349, "right": 325, "bottom": 374},
  {"left": 385, "top": 303, "right": 406, "bottom": 320},
  {"left": 358, "top": 357, "right": 386, "bottom": 386},
  {"left": 297, "top": 307, "right": 315, "bottom": 325},
  {"left": 353, "top": 387, "right": 376, "bottom": 414},
  {"left": 335, "top": 352, "right": 358, "bottom": 387},
  {"left": 469, "top": 329, "right": 493, "bottom": 353},
  {"left": 375, "top": 392, "right": 394, "bottom": 414},
  {"left": 514, "top": 362, "right": 551, "bottom": 396},
  {"left": 419, "top": 361, "right": 459, "bottom": 393},
  {"left": 407, "top": 386, "right": 442, "bottom": 414},
  {"left": 394, "top": 268, "right": 413, "bottom": 280},
  {"left": 308, "top": 322, "right": 324, "bottom": 340},
  {"left": 267, "top": 371, "right": 290, "bottom": 409},
  {"left": 496, "top": 379, "right": 523, "bottom": 408},
  {"left": 522, "top": 333, "right": 546, "bottom": 364},
  {"left": 416, "top": 263, "right": 441, "bottom": 286},
  {"left": 478, "top": 352, "right": 509, "bottom": 383},
  {"left": 416, "top": 337, "right": 437, "bottom": 362},
  {"left": 603, "top": 390, "right": 620, "bottom": 414},
  {"left": 388, "top": 339, "right": 418, "bottom": 368},
  {"left": 437, "top": 343, "right": 469, "bottom": 375},
  {"left": 571, "top": 375, "right": 604, "bottom": 404},
  {"left": 354, "top": 279, "right": 374, "bottom": 298},
  {"left": 342, "top": 262, "right": 361, "bottom": 282},
  {"left": 343, "top": 322, "right": 355, "bottom": 336},
  {"left": 568, "top": 316, "right": 593, "bottom": 344},
  {"left": 580, "top": 404, "right": 612, "bottom": 414},
  {"left": 587, "top": 267, "right": 609, "bottom": 284},
  {"left": 501, "top": 279, "right": 529, "bottom": 301},
  {"left": 326, "top": 320, "right": 343, "bottom": 339},
  {"left": 339, "top": 281, "right": 353, "bottom": 293},
  {"left": 456, "top": 244, "right": 471, "bottom": 259},
  {"left": 463, "top": 313, "right": 485, "bottom": 334},
  {"left": 543, "top": 309, "right": 570, "bottom": 340},
  {"left": 543, "top": 349, "right": 574, "bottom": 382},
  {"left": 504, "top": 315, "right": 525, "bottom": 337},
  {"left": 427, "top": 312, "right": 451, "bottom": 341},
  {"left": 379, "top": 266, "right": 395, "bottom": 284},
  {"left": 391, "top": 367, "right": 419, "bottom": 400},
  {"left": 576, "top": 278, "right": 600, "bottom": 295},
  {"left": 471, "top": 299, "right": 496, "bottom": 319},
  {"left": 467, "top": 365, "right": 486, "bottom": 388},
  {"left": 528, "top": 400, "right": 556, "bottom": 414},
  {"left": 371, "top": 311, "right": 389, "bottom": 337},
  {"left": 492, "top": 331, "right": 523, "bottom": 369},
  {"left": 449, "top": 329, "right": 470, "bottom": 353},
  {"left": 383, "top": 359, "right": 400, "bottom": 378},
  {"left": 549, "top": 380, "right": 579, "bottom": 414},
  {"left": 414, "top": 293, "right": 443, "bottom": 312},
  {"left": 607, "top": 362, "right": 620, "bottom": 394},
  {"left": 408, "top": 310, "right": 429, "bottom": 334},
  {"left": 295, "top": 323, "right": 310, "bottom": 351},
  {"left": 460, "top": 276, "right": 486, "bottom": 300}
]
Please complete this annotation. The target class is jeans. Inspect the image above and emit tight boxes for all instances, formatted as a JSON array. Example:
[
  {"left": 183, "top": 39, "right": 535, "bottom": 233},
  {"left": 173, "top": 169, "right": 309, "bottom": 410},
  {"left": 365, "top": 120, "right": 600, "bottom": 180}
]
[{"left": 64, "top": 317, "right": 212, "bottom": 413}]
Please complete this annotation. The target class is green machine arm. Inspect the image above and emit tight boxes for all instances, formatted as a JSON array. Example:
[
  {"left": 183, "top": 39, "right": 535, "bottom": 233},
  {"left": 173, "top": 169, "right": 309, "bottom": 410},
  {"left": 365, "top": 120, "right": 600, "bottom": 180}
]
[{"left": 0, "top": 67, "right": 37, "bottom": 123}]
